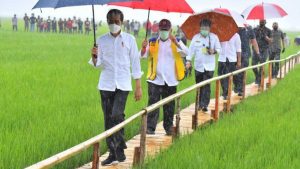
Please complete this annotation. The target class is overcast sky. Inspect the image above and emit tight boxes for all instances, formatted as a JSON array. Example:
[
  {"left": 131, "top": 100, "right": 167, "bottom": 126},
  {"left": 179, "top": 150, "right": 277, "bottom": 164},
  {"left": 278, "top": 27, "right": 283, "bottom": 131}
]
[{"left": 1, "top": 0, "right": 300, "bottom": 30}]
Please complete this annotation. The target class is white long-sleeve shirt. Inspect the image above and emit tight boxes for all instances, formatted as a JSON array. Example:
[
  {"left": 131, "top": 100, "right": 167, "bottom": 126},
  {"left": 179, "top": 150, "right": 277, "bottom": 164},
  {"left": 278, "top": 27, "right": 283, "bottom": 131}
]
[
  {"left": 187, "top": 33, "right": 221, "bottom": 72},
  {"left": 141, "top": 38, "right": 188, "bottom": 86},
  {"left": 219, "top": 33, "right": 242, "bottom": 63},
  {"left": 89, "top": 32, "right": 143, "bottom": 91}
]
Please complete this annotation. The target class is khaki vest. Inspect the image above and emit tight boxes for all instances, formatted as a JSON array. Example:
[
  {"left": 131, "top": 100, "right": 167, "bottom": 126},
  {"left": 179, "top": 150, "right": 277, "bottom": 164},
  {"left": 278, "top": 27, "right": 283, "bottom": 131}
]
[{"left": 147, "top": 40, "right": 185, "bottom": 81}]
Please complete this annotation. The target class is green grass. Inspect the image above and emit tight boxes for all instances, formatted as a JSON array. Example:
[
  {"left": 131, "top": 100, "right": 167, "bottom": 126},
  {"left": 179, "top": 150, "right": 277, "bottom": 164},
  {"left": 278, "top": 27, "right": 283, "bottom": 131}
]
[
  {"left": 0, "top": 18, "right": 299, "bottom": 169},
  {"left": 138, "top": 64, "right": 300, "bottom": 169}
]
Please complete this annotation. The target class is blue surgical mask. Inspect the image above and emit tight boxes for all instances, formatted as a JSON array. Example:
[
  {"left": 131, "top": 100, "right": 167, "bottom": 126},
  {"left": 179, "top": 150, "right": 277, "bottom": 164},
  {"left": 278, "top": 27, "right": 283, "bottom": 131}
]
[
  {"left": 159, "top": 31, "right": 170, "bottom": 40},
  {"left": 200, "top": 30, "right": 209, "bottom": 37}
]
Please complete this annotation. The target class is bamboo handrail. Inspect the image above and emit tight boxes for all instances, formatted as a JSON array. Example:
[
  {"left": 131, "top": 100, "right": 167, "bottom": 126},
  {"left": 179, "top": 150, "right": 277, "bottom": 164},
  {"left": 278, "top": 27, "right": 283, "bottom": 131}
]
[{"left": 25, "top": 52, "right": 300, "bottom": 169}]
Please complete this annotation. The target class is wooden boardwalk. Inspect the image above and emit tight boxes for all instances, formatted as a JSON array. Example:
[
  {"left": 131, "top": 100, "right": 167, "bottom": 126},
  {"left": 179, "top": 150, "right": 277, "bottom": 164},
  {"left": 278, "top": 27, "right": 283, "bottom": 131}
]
[{"left": 78, "top": 64, "right": 292, "bottom": 169}]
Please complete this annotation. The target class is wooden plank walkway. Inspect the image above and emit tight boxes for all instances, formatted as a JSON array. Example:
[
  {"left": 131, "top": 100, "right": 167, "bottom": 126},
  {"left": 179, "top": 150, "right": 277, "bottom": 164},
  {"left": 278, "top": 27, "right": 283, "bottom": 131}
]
[{"left": 78, "top": 63, "right": 293, "bottom": 169}]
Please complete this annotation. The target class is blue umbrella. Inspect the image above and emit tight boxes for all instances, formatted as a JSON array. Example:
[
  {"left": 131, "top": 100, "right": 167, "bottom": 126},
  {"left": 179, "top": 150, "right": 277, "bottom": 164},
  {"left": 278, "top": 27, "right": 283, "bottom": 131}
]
[{"left": 32, "top": 0, "right": 142, "bottom": 46}]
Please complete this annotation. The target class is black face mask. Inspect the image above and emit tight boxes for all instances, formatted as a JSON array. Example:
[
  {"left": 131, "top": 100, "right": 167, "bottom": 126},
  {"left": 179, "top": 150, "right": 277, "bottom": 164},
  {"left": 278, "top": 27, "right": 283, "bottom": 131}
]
[{"left": 273, "top": 26, "right": 278, "bottom": 30}]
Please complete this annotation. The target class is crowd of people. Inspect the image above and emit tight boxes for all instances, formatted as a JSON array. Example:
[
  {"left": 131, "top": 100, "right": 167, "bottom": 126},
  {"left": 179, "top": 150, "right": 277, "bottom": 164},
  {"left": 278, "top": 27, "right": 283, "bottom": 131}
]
[
  {"left": 88, "top": 9, "right": 290, "bottom": 166},
  {"left": 11, "top": 13, "right": 102, "bottom": 35}
]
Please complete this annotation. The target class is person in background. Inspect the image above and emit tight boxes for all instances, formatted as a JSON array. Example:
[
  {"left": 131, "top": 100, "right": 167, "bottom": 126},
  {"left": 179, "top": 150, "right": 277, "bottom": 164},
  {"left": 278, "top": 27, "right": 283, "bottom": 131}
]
[
  {"left": 133, "top": 21, "right": 140, "bottom": 38},
  {"left": 151, "top": 21, "right": 159, "bottom": 37},
  {"left": 39, "top": 18, "right": 44, "bottom": 32},
  {"left": 58, "top": 18, "right": 64, "bottom": 33},
  {"left": 46, "top": 16, "right": 51, "bottom": 32},
  {"left": 12, "top": 14, "right": 18, "bottom": 31},
  {"left": 176, "top": 25, "right": 190, "bottom": 77},
  {"left": 63, "top": 18, "right": 67, "bottom": 33},
  {"left": 72, "top": 16, "right": 78, "bottom": 33},
  {"left": 234, "top": 23, "right": 260, "bottom": 96},
  {"left": 90, "top": 9, "right": 143, "bottom": 166},
  {"left": 23, "top": 13, "right": 29, "bottom": 31},
  {"left": 36, "top": 15, "right": 40, "bottom": 32},
  {"left": 145, "top": 20, "right": 152, "bottom": 36},
  {"left": 141, "top": 19, "right": 188, "bottom": 135},
  {"left": 283, "top": 33, "right": 290, "bottom": 47},
  {"left": 252, "top": 19, "right": 272, "bottom": 85},
  {"left": 30, "top": 13, "right": 36, "bottom": 32},
  {"left": 270, "top": 22, "right": 285, "bottom": 79},
  {"left": 67, "top": 18, "right": 73, "bottom": 34},
  {"left": 130, "top": 19, "right": 134, "bottom": 33},
  {"left": 186, "top": 19, "right": 221, "bottom": 111},
  {"left": 78, "top": 18, "right": 83, "bottom": 34},
  {"left": 219, "top": 33, "right": 242, "bottom": 100},
  {"left": 84, "top": 18, "right": 90, "bottom": 35},
  {"left": 52, "top": 17, "right": 57, "bottom": 33}
]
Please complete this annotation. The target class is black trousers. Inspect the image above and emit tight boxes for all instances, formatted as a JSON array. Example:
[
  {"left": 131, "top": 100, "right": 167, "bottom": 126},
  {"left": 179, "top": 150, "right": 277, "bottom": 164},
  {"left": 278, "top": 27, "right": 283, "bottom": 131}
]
[
  {"left": 234, "top": 56, "right": 250, "bottom": 93},
  {"left": 252, "top": 49, "right": 269, "bottom": 84},
  {"left": 147, "top": 82, "right": 177, "bottom": 132},
  {"left": 218, "top": 59, "right": 236, "bottom": 97},
  {"left": 100, "top": 89, "right": 129, "bottom": 156},
  {"left": 269, "top": 49, "right": 281, "bottom": 77},
  {"left": 195, "top": 70, "right": 214, "bottom": 108}
]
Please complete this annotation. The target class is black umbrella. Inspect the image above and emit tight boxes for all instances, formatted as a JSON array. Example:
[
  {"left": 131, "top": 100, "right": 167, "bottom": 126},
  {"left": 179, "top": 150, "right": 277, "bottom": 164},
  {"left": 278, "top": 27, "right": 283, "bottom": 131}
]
[{"left": 32, "top": 0, "right": 142, "bottom": 47}]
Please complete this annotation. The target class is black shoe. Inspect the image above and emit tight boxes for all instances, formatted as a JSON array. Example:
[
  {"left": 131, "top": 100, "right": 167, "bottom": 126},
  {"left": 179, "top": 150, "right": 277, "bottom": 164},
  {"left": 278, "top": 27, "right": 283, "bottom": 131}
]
[
  {"left": 202, "top": 107, "right": 208, "bottom": 112},
  {"left": 116, "top": 149, "right": 126, "bottom": 162},
  {"left": 238, "top": 93, "right": 243, "bottom": 97},
  {"left": 223, "top": 96, "right": 228, "bottom": 100},
  {"left": 165, "top": 129, "right": 173, "bottom": 136},
  {"left": 101, "top": 153, "right": 117, "bottom": 166},
  {"left": 146, "top": 129, "right": 155, "bottom": 135}
]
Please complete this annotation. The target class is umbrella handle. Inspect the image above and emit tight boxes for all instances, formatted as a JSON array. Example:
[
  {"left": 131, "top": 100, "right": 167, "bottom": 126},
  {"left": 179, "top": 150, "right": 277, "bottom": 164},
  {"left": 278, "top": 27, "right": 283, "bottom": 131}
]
[
  {"left": 145, "top": 8, "right": 151, "bottom": 40},
  {"left": 92, "top": 4, "right": 96, "bottom": 47}
]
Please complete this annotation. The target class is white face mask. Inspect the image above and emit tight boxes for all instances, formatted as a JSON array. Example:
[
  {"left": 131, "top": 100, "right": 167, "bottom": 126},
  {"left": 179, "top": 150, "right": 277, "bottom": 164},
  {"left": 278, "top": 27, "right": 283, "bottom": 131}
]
[{"left": 109, "top": 24, "right": 121, "bottom": 34}]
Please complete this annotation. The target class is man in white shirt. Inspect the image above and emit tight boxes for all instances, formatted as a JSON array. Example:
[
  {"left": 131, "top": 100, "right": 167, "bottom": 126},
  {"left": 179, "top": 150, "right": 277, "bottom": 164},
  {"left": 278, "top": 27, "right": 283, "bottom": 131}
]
[
  {"left": 186, "top": 19, "right": 221, "bottom": 112},
  {"left": 218, "top": 33, "right": 242, "bottom": 99},
  {"left": 90, "top": 9, "right": 143, "bottom": 166},
  {"left": 141, "top": 19, "right": 187, "bottom": 136}
]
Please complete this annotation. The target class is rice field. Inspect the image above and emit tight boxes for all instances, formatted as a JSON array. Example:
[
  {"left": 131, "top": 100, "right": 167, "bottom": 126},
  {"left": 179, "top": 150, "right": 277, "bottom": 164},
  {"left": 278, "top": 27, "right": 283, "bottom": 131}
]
[
  {"left": 0, "top": 18, "right": 299, "bottom": 168},
  {"left": 139, "top": 64, "right": 300, "bottom": 169}
]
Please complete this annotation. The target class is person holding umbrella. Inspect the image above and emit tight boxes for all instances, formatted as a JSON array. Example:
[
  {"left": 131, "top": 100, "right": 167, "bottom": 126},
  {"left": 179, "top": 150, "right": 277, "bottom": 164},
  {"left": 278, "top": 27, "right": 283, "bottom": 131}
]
[
  {"left": 270, "top": 22, "right": 285, "bottom": 79},
  {"left": 234, "top": 22, "right": 260, "bottom": 96},
  {"left": 141, "top": 19, "right": 187, "bottom": 135},
  {"left": 186, "top": 19, "right": 221, "bottom": 112},
  {"left": 90, "top": 9, "right": 143, "bottom": 166},
  {"left": 218, "top": 32, "right": 242, "bottom": 100},
  {"left": 252, "top": 19, "right": 272, "bottom": 85}
]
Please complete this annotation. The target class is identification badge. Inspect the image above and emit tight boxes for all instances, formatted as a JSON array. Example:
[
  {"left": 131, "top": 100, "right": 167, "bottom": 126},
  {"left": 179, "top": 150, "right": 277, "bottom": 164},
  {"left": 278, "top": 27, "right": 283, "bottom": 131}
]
[{"left": 201, "top": 47, "right": 207, "bottom": 55}]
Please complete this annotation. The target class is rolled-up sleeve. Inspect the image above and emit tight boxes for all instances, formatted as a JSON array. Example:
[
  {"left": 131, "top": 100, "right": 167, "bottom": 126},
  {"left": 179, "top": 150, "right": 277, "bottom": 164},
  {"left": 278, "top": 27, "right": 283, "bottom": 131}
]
[
  {"left": 187, "top": 37, "right": 196, "bottom": 61},
  {"left": 235, "top": 34, "right": 242, "bottom": 53},
  {"left": 214, "top": 35, "right": 221, "bottom": 54},
  {"left": 130, "top": 38, "right": 144, "bottom": 79}
]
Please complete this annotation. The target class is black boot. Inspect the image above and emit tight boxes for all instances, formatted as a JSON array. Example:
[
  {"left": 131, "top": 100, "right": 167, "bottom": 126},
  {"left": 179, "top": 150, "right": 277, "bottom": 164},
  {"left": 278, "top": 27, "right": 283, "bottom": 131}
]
[
  {"left": 101, "top": 153, "right": 118, "bottom": 166},
  {"left": 116, "top": 148, "right": 126, "bottom": 162}
]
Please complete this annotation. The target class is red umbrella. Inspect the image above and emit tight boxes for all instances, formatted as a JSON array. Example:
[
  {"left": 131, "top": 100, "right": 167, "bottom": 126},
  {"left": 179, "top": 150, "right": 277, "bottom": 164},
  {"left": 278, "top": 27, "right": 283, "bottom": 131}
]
[
  {"left": 214, "top": 8, "right": 247, "bottom": 27},
  {"left": 181, "top": 10, "right": 239, "bottom": 42},
  {"left": 242, "top": 3, "right": 288, "bottom": 20},
  {"left": 109, "top": 0, "right": 194, "bottom": 38}
]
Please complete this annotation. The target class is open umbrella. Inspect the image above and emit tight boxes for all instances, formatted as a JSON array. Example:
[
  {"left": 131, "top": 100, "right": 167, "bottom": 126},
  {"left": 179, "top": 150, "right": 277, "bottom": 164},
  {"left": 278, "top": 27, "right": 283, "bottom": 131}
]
[
  {"left": 214, "top": 8, "right": 247, "bottom": 27},
  {"left": 108, "top": 0, "right": 194, "bottom": 39},
  {"left": 242, "top": 2, "right": 288, "bottom": 20},
  {"left": 181, "top": 10, "right": 239, "bottom": 42},
  {"left": 32, "top": 0, "right": 142, "bottom": 46}
]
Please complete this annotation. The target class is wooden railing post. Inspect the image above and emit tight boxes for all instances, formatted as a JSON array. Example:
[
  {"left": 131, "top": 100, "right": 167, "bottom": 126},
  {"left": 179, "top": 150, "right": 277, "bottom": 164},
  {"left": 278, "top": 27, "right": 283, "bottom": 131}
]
[
  {"left": 192, "top": 88, "right": 200, "bottom": 129},
  {"left": 284, "top": 60, "right": 287, "bottom": 77},
  {"left": 133, "top": 111, "right": 147, "bottom": 166},
  {"left": 92, "top": 143, "right": 100, "bottom": 169},
  {"left": 260, "top": 65, "right": 265, "bottom": 92},
  {"left": 267, "top": 62, "right": 272, "bottom": 88},
  {"left": 225, "top": 75, "right": 233, "bottom": 113},
  {"left": 288, "top": 58, "right": 291, "bottom": 72},
  {"left": 242, "top": 71, "right": 247, "bottom": 99},
  {"left": 213, "top": 80, "right": 220, "bottom": 120},
  {"left": 173, "top": 97, "right": 181, "bottom": 139},
  {"left": 279, "top": 61, "right": 282, "bottom": 79}
]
